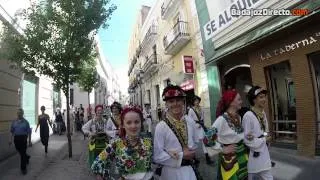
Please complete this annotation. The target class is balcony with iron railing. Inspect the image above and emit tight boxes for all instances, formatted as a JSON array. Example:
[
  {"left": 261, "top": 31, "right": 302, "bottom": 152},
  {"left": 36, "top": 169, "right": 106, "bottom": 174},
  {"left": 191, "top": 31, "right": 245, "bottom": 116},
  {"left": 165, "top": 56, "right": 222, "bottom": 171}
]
[
  {"left": 142, "top": 54, "right": 159, "bottom": 74},
  {"left": 136, "top": 44, "right": 142, "bottom": 57},
  {"left": 141, "top": 25, "right": 157, "bottom": 54},
  {"left": 128, "top": 56, "right": 138, "bottom": 76},
  {"left": 161, "top": 0, "right": 181, "bottom": 20},
  {"left": 163, "top": 21, "right": 190, "bottom": 55}
]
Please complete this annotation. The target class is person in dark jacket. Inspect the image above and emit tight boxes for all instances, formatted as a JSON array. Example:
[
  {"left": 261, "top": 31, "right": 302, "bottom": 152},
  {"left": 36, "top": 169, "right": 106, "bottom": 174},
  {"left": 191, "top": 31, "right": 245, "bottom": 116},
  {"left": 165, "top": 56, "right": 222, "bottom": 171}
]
[
  {"left": 55, "top": 108, "right": 64, "bottom": 135},
  {"left": 9, "top": 108, "right": 32, "bottom": 175}
]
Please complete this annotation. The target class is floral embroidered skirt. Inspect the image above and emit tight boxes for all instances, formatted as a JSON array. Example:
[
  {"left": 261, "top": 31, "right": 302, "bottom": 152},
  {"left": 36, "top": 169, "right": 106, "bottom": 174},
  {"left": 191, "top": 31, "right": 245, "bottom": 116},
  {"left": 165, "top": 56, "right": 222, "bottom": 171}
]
[{"left": 217, "top": 141, "right": 248, "bottom": 180}]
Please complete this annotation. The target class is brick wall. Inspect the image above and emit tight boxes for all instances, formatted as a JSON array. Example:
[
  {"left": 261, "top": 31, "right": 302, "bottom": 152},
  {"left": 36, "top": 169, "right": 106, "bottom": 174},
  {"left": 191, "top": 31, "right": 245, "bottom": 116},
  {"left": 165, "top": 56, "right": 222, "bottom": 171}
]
[{"left": 249, "top": 27, "right": 320, "bottom": 157}]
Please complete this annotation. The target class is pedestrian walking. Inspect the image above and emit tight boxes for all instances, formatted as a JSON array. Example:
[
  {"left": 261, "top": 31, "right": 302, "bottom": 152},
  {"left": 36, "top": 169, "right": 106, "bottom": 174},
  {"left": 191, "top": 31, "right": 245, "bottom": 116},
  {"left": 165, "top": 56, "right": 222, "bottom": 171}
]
[
  {"left": 243, "top": 86, "right": 273, "bottom": 180},
  {"left": 55, "top": 107, "right": 64, "bottom": 135},
  {"left": 210, "top": 89, "right": 249, "bottom": 180},
  {"left": 91, "top": 106, "right": 153, "bottom": 180},
  {"left": 106, "top": 101, "right": 122, "bottom": 139},
  {"left": 79, "top": 104, "right": 85, "bottom": 124},
  {"left": 188, "top": 95, "right": 214, "bottom": 165},
  {"left": 35, "top": 106, "right": 52, "bottom": 154},
  {"left": 9, "top": 108, "right": 32, "bottom": 175},
  {"left": 157, "top": 103, "right": 162, "bottom": 121},
  {"left": 153, "top": 85, "right": 201, "bottom": 180},
  {"left": 143, "top": 103, "right": 152, "bottom": 135}
]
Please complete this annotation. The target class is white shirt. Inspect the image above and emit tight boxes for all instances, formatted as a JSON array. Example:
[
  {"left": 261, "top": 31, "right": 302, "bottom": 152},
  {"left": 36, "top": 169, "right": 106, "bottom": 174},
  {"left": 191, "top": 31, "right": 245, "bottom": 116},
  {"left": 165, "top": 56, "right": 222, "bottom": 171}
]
[
  {"left": 143, "top": 110, "right": 152, "bottom": 133},
  {"left": 106, "top": 118, "right": 119, "bottom": 139},
  {"left": 242, "top": 111, "right": 271, "bottom": 173},
  {"left": 123, "top": 172, "right": 153, "bottom": 180},
  {"left": 153, "top": 115, "right": 198, "bottom": 180},
  {"left": 82, "top": 118, "right": 108, "bottom": 136},
  {"left": 188, "top": 107, "right": 205, "bottom": 140},
  {"left": 188, "top": 107, "right": 204, "bottom": 122},
  {"left": 212, "top": 113, "right": 244, "bottom": 145}
]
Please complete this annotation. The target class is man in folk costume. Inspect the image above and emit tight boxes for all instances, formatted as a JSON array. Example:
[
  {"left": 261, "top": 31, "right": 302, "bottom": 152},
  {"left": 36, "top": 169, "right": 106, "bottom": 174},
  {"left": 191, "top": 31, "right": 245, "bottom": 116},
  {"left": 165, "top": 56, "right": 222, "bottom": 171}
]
[
  {"left": 153, "top": 85, "right": 201, "bottom": 180},
  {"left": 106, "top": 102, "right": 122, "bottom": 139},
  {"left": 188, "top": 95, "right": 215, "bottom": 165},
  {"left": 243, "top": 86, "right": 273, "bottom": 180}
]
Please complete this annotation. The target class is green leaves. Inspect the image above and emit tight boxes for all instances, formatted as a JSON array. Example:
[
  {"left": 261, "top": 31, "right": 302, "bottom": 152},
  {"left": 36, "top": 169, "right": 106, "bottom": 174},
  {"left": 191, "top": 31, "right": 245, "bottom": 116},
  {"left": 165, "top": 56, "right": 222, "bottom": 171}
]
[
  {"left": 0, "top": 0, "right": 117, "bottom": 94},
  {"left": 77, "top": 52, "right": 97, "bottom": 93}
]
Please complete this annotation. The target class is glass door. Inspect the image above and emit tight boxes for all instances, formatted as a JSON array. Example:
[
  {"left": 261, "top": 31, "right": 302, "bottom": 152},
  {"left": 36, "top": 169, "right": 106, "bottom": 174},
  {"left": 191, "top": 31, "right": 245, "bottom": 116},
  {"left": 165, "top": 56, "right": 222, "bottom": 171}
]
[{"left": 265, "top": 61, "right": 297, "bottom": 145}]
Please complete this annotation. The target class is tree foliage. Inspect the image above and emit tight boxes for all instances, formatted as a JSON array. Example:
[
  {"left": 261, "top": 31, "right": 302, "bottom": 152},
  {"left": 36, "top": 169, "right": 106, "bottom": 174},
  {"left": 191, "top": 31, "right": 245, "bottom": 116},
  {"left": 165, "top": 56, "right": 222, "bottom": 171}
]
[
  {"left": 0, "top": 0, "right": 116, "bottom": 95},
  {"left": 0, "top": 0, "right": 116, "bottom": 157},
  {"left": 77, "top": 52, "right": 97, "bottom": 94}
]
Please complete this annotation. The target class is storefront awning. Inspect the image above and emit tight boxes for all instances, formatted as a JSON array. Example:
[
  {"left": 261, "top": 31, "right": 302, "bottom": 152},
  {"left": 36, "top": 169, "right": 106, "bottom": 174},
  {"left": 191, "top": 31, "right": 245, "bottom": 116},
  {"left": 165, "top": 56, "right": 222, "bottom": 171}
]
[
  {"left": 206, "top": 2, "right": 320, "bottom": 65},
  {"left": 180, "top": 80, "right": 195, "bottom": 91}
]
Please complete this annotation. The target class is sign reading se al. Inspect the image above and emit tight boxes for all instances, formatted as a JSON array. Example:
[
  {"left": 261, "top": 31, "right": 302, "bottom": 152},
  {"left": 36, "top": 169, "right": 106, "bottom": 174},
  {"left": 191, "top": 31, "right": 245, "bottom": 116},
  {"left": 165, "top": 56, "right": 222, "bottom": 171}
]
[{"left": 203, "top": 0, "right": 266, "bottom": 40}]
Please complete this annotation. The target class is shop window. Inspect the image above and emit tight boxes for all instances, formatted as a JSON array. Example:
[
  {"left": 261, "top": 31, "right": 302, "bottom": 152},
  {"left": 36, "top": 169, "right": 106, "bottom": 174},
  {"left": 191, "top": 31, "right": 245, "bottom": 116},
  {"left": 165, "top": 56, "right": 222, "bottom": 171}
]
[
  {"left": 266, "top": 61, "right": 297, "bottom": 144},
  {"left": 309, "top": 52, "right": 320, "bottom": 154}
]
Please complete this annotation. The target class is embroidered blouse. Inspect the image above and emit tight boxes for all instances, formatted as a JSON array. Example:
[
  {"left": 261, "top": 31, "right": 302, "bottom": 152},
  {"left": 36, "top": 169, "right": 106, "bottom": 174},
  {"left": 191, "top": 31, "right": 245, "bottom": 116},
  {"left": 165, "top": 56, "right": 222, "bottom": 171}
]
[
  {"left": 91, "top": 136, "right": 153, "bottom": 180},
  {"left": 82, "top": 118, "right": 108, "bottom": 136},
  {"left": 205, "top": 113, "right": 244, "bottom": 147}
]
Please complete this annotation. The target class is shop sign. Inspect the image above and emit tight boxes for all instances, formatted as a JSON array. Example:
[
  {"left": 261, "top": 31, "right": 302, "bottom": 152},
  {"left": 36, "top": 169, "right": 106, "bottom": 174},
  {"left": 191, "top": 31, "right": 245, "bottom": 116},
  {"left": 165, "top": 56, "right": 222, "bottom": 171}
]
[
  {"left": 182, "top": 56, "right": 195, "bottom": 74},
  {"left": 260, "top": 31, "right": 320, "bottom": 61},
  {"left": 203, "top": 0, "right": 267, "bottom": 40},
  {"left": 180, "top": 80, "right": 195, "bottom": 91}
]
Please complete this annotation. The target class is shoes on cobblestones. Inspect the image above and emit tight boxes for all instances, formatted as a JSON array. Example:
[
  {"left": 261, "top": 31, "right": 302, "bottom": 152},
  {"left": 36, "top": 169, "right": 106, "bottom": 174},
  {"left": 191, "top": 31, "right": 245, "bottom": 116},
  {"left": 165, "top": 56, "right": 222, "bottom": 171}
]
[{"left": 26, "top": 155, "right": 30, "bottom": 164}]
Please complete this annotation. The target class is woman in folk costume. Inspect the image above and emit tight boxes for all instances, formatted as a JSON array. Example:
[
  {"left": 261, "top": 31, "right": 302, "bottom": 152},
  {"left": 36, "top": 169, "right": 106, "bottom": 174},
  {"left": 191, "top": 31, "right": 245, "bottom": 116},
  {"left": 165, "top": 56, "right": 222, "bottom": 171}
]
[
  {"left": 82, "top": 105, "right": 109, "bottom": 136},
  {"left": 209, "top": 89, "right": 249, "bottom": 180},
  {"left": 242, "top": 86, "right": 273, "bottom": 180},
  {"left": 91, "top": 107, "right": 153, "bottom": 180},
  {"left": 82, "top": 105, "right": 109, "bottom": 166},
  {"left": 153, "top": 85, "right": 201, "bottom": 180},
  {"left": 188, "top": 95, "right": 215, "bottom": 165},
  {"left": 106, "top": 102, "right": 122, "bottom": 139}
]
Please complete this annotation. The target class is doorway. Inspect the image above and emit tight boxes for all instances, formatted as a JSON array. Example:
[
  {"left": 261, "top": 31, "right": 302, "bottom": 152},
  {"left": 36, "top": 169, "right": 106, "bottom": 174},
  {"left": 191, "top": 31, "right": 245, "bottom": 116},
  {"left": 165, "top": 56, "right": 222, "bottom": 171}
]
[
  {"left": 309, "top": 52, "right": 320, "bottom": 155},
  {"left": 22, "top": 74, "right": 37, "bottom": 126},
  {"left": 223, "top": 65, "right": 252, "bottom": 107},
  {"left": 265, "top": 61, "right": 297, "bottom": 146}
]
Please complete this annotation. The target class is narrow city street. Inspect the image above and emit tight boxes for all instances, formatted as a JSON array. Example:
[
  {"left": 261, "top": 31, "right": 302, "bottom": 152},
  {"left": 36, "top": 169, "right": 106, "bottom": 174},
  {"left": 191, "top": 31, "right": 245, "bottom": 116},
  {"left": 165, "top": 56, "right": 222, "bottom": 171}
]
[
  {"left": 0, "top": 133, "right": 95, "bottom": 180},
  {"left": 2, "top": 130, "right": 320, "bottom": 180},
  {"left": 0, "top": 0, "right": 320, "bottom": 180}
]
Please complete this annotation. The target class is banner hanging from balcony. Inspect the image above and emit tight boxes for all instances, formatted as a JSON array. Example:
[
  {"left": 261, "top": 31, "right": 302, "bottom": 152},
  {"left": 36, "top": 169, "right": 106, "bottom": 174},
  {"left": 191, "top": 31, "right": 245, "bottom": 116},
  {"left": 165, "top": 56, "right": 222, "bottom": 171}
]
[{"left": 182, "top": 55, "right": 194, "bottom": 74}]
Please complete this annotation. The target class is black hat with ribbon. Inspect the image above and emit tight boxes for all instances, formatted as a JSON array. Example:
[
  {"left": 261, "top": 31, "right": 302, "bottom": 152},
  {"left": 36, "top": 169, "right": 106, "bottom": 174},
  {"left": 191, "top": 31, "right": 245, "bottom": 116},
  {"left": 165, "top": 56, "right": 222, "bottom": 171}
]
[
  {"left": 247, "top": 86, "right": 268, "bottom": 106},
  {"left": 162, "top": 85, "right": 186, "bottom": 101}
]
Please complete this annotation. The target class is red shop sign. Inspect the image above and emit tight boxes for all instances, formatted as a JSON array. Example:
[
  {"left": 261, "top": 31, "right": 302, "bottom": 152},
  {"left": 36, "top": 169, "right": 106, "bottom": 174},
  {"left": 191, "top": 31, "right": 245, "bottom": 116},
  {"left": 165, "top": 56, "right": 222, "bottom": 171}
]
[
  {"left": 180, "top": 80, "right": 195, "bottom": 91},
  {"left": 182, "top": 56, "right": 194, "bottom": 74}
]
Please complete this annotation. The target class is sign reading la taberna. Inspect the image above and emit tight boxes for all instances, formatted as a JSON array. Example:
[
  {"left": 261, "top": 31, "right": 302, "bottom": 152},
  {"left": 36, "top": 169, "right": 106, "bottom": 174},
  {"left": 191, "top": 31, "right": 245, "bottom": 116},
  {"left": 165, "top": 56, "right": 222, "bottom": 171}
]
[
  {"left": 259, "top": 32, "right": 320, "bottom": 61},
  {"left": 203, "top": 0, "right": 266, "bottom": 40}
]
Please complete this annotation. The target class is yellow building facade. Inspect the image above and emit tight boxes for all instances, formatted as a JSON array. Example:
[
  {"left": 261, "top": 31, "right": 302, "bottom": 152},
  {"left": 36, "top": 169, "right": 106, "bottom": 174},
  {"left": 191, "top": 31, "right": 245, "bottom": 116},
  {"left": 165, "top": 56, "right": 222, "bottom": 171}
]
[{"left": 128, "top": 0, "right": 211, "bottom": 124}]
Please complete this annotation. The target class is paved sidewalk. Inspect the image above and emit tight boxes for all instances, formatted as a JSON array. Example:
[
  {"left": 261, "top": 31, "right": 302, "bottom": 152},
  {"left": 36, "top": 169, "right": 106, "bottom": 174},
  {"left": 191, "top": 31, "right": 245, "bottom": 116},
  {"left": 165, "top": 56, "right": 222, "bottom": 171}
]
[
  {"left": 2, "top": 131, "right": 320, "bottom": 180},
  {"left": 0, "top": 132, "right": 94, "bottom": 180}
]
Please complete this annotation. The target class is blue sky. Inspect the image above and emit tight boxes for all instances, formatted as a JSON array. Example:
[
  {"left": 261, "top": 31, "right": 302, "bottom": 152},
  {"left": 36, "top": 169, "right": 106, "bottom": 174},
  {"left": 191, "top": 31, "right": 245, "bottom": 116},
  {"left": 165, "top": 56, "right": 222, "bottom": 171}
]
[{"left": 98, "top": 0, "right": 154, "bottom": 70}]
